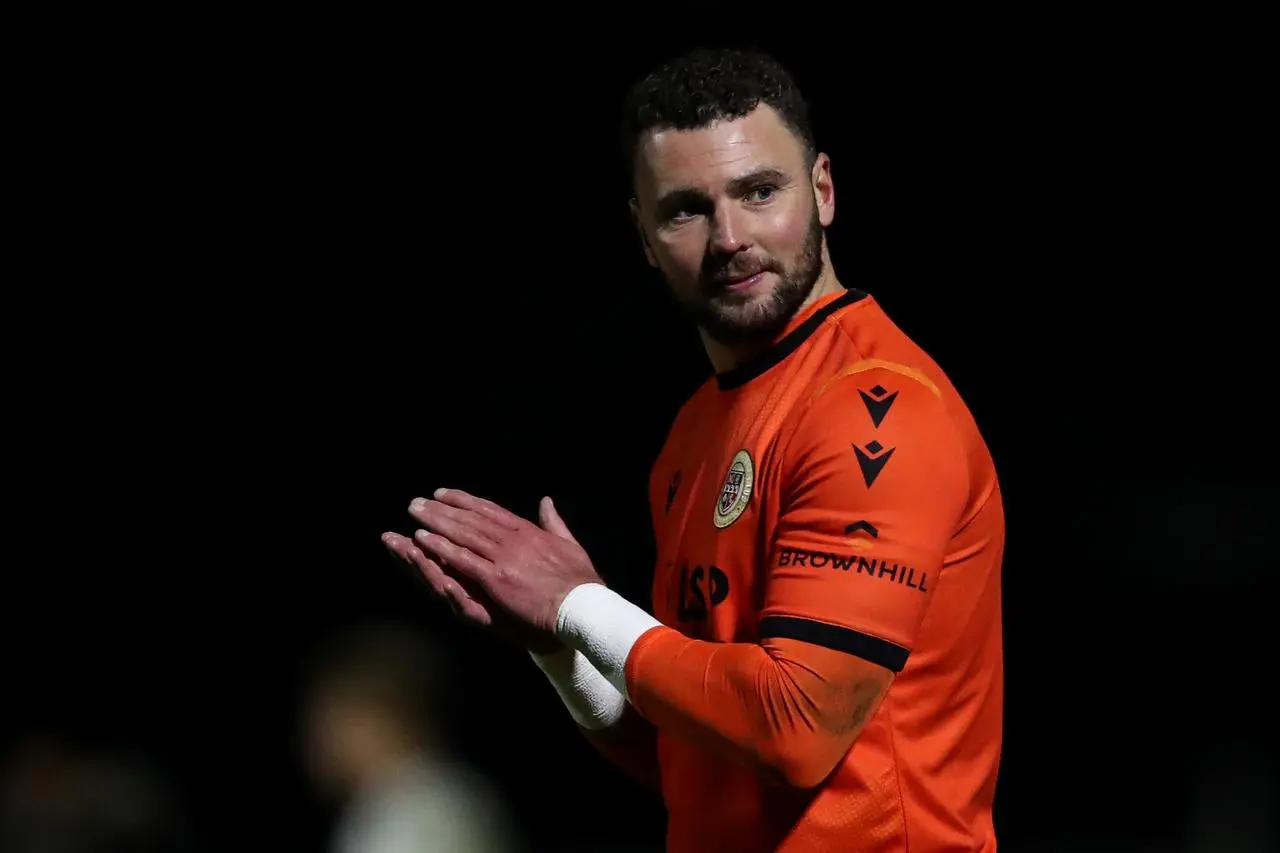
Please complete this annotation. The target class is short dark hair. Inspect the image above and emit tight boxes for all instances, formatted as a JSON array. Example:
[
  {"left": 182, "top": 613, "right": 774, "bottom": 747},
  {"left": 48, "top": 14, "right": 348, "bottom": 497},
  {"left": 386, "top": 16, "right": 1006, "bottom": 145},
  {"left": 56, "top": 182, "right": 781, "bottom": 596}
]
[{"left": 618, "top": 47, "right": 816, "bottom": 189}]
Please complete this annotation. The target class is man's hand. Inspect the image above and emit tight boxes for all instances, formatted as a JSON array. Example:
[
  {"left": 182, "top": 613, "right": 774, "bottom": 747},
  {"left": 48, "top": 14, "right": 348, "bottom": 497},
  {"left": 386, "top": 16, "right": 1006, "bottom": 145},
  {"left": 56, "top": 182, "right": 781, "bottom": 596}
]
[{"left": 395, "top": 489, "right": 602, "bottom": 642}]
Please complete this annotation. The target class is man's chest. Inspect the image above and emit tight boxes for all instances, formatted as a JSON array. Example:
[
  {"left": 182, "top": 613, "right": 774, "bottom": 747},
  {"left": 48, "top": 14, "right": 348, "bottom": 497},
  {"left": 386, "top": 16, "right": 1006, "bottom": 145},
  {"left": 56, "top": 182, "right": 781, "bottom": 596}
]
[{"left": 650, "top": 411, "right": 784, "bottom": 642}]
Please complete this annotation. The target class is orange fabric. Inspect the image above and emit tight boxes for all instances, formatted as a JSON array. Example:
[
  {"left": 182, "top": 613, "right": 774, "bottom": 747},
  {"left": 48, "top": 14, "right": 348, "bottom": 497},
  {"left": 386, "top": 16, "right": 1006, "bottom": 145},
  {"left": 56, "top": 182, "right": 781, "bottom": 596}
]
[
  {"left": 631, "top": 290, "right": 1004, "bottom": 853},
  {"left": 581, "top": 703, "right": 661, "bottom": 792},
  {"left": 626, "top": 629, "right": 891, "bottom": 788}
]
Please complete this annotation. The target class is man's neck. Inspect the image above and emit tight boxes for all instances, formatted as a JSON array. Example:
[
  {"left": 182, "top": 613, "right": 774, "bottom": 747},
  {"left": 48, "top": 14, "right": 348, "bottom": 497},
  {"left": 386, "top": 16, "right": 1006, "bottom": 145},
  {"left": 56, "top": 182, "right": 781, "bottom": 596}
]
[{"left": 700, "top": 262, "right": 844, "bottom": 377}]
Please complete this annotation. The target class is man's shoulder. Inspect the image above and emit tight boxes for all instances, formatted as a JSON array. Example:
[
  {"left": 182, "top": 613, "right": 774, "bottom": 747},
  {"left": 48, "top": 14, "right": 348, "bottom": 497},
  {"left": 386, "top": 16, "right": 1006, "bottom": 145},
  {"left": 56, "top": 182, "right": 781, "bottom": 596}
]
[
  {"left": 774, "top": 298, "right": 981, "bottom": 474},
  {"left": 814, "top": 295, "right": 979, "bottom": 418},
  {"left": 787, "top": 302, "right": 953, "bottom": 426},
  {"left": 781, "top": 299, "right": 997, "bottom": 502}
]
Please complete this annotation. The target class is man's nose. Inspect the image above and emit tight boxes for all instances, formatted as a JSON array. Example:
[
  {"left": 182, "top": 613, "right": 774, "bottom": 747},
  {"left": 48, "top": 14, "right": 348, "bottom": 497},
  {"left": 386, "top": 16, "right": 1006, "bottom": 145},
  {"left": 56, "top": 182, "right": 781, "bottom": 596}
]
[{"left": 709, "top": 204, "right": 750, "bottom": 254}]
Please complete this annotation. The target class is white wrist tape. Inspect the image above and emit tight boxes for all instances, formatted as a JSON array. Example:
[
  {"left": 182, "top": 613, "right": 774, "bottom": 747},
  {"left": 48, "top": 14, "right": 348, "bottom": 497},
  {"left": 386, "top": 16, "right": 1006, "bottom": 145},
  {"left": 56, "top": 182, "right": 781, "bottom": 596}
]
[
  {"left": 555, "top": 583, "right": 661, "bottom": 700},
  {"left": 529, "top": 646, "right": 626, "bottom": 730}
]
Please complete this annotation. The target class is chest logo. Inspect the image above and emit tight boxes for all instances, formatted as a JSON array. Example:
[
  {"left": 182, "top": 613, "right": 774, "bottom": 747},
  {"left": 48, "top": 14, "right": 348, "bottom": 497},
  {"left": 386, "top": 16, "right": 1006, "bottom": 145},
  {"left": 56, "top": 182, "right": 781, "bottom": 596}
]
[
  {"left": 665, "top": 470, "right": 682, "bottom": 513},
  {"left": 713, "top": 449, "right": 754, "bottom": 529}
]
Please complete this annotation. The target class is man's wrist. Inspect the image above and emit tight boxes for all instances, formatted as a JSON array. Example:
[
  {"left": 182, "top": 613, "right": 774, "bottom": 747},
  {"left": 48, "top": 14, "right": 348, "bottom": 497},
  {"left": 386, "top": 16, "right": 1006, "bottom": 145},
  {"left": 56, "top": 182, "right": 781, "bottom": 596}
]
[
  {"left": 555, "top": 582, "right": 662, "bottom": 699},
  {"left": 529, "top": 645, "right": 626, "bottom": 730}
]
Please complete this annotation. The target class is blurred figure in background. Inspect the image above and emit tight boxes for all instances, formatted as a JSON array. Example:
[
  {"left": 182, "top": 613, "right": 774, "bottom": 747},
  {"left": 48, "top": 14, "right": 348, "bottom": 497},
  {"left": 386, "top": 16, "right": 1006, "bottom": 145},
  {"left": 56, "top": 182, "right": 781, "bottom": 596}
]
[
  {"left": 0, "top": 731, "right": 193, "bottom": 853},
  {"left": 301, "top": 622, "right": 519, "bottom": 853}
]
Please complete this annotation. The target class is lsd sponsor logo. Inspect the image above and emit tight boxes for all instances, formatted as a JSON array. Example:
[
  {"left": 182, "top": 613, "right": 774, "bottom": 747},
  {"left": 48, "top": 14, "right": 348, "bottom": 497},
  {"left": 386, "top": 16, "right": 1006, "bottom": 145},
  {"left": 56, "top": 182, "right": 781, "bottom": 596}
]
[{"left": 676, "top": 563, "right": 730, "bottom": 622}]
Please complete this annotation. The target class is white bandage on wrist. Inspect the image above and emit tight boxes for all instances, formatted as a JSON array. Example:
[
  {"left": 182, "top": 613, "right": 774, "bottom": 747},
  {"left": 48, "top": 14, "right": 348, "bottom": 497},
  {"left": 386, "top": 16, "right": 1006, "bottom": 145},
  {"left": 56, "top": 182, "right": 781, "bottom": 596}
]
[
  {"left": 555, "top": 583, "right": 662, "bottom": 699},
  {"left": 530, "top": 646, "right": 626, "bottom": 730}
]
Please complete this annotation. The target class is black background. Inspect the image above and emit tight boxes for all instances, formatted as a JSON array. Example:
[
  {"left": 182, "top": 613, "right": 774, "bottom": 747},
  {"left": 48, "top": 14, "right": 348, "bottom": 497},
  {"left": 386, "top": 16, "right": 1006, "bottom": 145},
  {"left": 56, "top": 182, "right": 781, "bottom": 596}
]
[{"left": 8, "top": 4, "right": 1273, "bottom": 851}]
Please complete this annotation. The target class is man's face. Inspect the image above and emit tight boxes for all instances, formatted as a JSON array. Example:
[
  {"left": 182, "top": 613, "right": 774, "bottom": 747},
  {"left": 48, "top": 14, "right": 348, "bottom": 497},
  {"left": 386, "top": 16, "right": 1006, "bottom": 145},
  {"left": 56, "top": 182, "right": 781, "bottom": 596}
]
[
  {"left": 631, "top": 104, "right": 835, "bottom": 345},
  {"left": 302, "top": 690, "right": 383, "bottom": 800}
]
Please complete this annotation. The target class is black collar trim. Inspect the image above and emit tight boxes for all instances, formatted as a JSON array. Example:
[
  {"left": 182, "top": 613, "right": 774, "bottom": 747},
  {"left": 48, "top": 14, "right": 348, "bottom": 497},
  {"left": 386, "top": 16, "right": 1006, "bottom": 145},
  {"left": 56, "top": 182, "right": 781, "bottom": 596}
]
[{"left": 715, "top": 289, "right": 868, "bottom": 391}]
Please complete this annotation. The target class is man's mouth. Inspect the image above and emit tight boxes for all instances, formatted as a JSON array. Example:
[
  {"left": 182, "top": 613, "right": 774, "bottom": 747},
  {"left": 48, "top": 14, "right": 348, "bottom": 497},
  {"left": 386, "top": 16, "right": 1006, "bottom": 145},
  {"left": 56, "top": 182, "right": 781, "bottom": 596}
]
[{"left": 716, "top": 271, "right": 767, "bottom": 292}]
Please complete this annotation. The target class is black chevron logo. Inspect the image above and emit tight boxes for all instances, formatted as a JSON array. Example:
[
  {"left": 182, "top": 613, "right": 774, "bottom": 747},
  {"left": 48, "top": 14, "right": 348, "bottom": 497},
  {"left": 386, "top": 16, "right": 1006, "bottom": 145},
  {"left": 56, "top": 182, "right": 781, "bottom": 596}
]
[
  {"left": 844, "top": 520, "right": 880, "bottom": 538},
  {"left": 859, "top": 384, "right": 898, "bottom": 427},
  {"left": 853, "top": 440, "right": 895, "bottom": 488}
]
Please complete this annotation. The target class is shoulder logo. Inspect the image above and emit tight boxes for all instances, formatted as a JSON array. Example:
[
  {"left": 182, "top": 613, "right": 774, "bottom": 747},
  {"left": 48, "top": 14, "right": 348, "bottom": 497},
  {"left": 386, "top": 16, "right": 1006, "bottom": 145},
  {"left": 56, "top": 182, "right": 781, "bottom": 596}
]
[
  {"left": 853, "top": 440, "right": 895, "bottom": 488},
  {"left": 859, "top": 383, "right": 898, "bottom": 427},
  {"left": 845, "top": 519, "right": 880, "bottom": 550},
  {"left": 844, "top": 519, "right": 880, "bottom": 538},
  {"left": 713, "top": 449, "right": 754, "bottom": 529}
]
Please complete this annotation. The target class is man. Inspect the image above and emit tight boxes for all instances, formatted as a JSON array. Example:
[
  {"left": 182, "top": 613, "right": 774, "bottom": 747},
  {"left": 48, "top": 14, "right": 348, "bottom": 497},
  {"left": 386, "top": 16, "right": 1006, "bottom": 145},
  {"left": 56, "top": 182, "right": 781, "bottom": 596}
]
[
  {"left": 301, "top": 624, "right": 519, "bottom": 853},
  {"left": 0, "top": 732, "right": 190, "bottom": 853},
  {"left": 384, "top": 47, "right": 1004, "bottom": 852}
]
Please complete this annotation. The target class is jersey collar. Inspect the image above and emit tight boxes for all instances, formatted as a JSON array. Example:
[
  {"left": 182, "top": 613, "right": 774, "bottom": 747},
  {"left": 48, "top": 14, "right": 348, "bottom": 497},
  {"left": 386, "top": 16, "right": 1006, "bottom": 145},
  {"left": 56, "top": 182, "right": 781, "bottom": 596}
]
[{"left": 715, "top": 288, "right": 868, "bottom": 391}]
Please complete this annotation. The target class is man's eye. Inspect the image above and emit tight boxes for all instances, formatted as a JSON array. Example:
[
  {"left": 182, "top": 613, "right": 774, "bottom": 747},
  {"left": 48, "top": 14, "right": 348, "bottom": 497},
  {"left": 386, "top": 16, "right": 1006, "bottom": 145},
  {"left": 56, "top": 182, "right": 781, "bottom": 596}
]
[{"left": 748, "top": 185, "right": 777, "bottom": 203}]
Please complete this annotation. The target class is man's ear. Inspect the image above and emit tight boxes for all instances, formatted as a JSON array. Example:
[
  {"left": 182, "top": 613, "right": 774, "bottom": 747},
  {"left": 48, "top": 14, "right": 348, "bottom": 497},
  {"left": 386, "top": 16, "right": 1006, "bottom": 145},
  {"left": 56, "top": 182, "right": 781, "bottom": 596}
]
[
  {"left": 811, "top": 152, "right": 835, "bottom": 228},
  {"left": 629, "top": 198, "right": 658, "bottom": 267}
]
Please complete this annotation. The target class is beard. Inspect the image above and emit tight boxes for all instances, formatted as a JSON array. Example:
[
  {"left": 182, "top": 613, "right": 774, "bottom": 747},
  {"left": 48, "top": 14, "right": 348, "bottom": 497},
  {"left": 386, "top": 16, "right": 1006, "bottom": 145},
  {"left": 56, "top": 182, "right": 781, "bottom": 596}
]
[{"left": 669, "top": 200, "right": 826, "bottom": 347}]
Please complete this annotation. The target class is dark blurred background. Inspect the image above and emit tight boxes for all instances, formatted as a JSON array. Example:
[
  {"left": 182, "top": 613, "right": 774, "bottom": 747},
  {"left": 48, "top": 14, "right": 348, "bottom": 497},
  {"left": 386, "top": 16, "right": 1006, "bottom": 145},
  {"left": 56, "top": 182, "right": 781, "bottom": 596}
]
[{"left": 6, "top": 4, "right": 1273, "bottom": 851}]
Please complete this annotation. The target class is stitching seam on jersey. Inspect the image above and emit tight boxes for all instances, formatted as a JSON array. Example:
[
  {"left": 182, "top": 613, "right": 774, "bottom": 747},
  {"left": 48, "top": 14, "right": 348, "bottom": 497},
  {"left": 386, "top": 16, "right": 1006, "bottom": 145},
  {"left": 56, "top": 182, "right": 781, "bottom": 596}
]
[{"left": 811, "top": 358, "right": 944, "bottom": 404}]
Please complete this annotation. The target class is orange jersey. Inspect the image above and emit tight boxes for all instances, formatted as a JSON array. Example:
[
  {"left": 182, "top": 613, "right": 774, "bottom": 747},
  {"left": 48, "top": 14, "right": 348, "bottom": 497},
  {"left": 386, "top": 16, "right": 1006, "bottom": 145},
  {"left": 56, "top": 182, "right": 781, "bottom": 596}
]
[{"left": 633, "top": 289, "right": 1004, "bottom": 852}]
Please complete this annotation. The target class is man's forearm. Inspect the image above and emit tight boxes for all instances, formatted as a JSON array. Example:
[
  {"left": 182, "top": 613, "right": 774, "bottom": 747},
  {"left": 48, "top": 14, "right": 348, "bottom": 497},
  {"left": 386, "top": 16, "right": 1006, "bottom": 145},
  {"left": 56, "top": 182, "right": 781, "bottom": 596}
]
[
  {"left": 530, "top": 645, "right": 661, "bottom": 790},
  {"left": 530, "top": 645, "right": 626, "bottom": 729},
  {"left": 556, "top": 583, "right": 882, "bottom": 789},
  {"left": 553, "top": 584, "right": 663, "bottom": 698},
  {"left": 580, "top": 703, "right": 661, "bottom": 791}
]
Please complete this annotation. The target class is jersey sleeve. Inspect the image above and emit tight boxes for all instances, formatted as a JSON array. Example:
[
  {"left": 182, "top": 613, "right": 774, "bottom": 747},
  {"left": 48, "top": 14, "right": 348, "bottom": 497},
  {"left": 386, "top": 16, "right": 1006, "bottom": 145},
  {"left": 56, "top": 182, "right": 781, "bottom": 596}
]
[{"left": 759, "top": 363, "right": 969, "bottom": 673}]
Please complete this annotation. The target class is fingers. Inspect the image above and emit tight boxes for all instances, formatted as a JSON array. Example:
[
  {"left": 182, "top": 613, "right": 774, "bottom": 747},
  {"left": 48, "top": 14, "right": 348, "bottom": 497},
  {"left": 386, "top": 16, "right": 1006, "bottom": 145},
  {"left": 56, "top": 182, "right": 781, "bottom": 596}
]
[
  {"left": 382, "top": 533, "right": 494, "bottom": 627},
  {"left": 447, "top": 588, "right": 494, "bottom": 626},
  {"left": 431, "top": 488, "right": 527, "bottom": 530},
  {"left": 413, "top": 528, "right": 493, "bottom": 586},
  {"left": 538, "top": 496, "right": 578, "bottom": 544},
  {"left": 382, "top": 531, "right": 449, "bottom": 594},
  {"left": 408, "top": 498, "right": 500, "bottom": 557}
]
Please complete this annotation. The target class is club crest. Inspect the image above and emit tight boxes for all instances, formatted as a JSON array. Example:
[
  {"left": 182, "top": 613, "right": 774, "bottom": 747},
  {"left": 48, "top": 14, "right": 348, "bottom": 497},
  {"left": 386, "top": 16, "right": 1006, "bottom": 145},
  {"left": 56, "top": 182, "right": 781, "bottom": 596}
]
[{"left": 713, "top": 449, "right": 754, "bottom": 529}]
